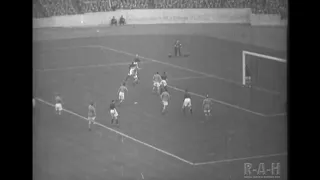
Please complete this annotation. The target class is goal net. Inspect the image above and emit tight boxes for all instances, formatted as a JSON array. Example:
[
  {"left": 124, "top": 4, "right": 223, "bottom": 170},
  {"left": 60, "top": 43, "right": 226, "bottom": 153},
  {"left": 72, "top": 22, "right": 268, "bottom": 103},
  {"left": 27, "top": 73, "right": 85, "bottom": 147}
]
[{"left": 242, "top": 51, "right": 287, "bottom": 94}]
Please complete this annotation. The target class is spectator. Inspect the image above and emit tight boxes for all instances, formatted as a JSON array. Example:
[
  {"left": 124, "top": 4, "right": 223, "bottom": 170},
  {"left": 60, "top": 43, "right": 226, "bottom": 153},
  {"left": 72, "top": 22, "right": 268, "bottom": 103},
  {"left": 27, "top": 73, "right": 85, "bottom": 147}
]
[{"left": 33, "top": 0, "right": 287, "bottom": 19}]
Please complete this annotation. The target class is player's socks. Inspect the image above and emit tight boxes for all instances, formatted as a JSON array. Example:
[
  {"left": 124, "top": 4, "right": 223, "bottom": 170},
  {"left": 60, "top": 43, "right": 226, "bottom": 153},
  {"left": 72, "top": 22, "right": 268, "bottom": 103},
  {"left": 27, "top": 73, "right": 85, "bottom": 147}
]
[{"left": 190, "top": 108, "right": 193, "bottom": 115}]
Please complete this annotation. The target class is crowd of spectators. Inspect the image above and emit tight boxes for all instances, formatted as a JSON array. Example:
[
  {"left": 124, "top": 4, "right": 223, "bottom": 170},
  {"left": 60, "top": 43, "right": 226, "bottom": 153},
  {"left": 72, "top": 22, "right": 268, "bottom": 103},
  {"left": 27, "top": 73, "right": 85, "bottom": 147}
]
[{"left": 33, "top": 0, "right": 287, "bottom": 19}]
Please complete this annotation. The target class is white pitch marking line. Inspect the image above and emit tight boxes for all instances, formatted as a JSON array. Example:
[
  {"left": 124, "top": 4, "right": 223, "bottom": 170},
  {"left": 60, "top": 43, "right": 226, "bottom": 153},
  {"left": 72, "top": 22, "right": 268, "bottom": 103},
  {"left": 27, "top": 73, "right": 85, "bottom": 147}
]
[
  {"left": 36, "top": 98, "right": 194, "bottom": 166},
  {"left": 38, "top": 44, "right": 281, "bottom": 95},
  {"left": 89, "top": 45, "right": 281, "bottom": 95},
  {"left": 169, "top": 76, "right": 209, "bottom": 82},
  {"left": 86, "top": 45, "right": 285, "bottom": 117},
  {"left": 193, "top": 152, "right": 287, "bottom": 166},
  {"left": 168, "top": 85, "right": 285, "bottom": 117},
  {"left": 36, "top": 45, "right": 286, "bottom": 117}
]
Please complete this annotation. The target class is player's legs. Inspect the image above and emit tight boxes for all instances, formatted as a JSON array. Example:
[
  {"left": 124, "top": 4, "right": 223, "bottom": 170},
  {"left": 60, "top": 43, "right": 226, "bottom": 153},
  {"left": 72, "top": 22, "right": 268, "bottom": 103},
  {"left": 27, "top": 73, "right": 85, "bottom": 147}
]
[
  {"left": 119, "top": 92, "right": 125, "bottom": 103},
  {"left": 153, "top": 82, "right": 160, "bottom": 93},
  {"left": 182, "top": 98, "right": 192, "bottom": 114},
  {"left": 188, "top": 100, "right": 193, "bottom": 114},
  {"left": 55, "top": 103, "right": 62, "bottom": 115},
  {"left": 88, "top": 116, "right": 95, "bottom": 131},
  {"left": 204, "top": 105, "right": 211, "bottom": 117},
  {"left": 245, "top": 76, "right": 251, "bottom": 88},
  {"left": 133, "top": 74, "right": 139, "bottom": 84},
  {"left": 162, "top": 100, "right": 168, "bottom": 113},
  {"left": 110, "top": 109, "right": 115, "bottom": 124},
  {"left": 114, "top": 109, "right": 119, "bottom": 125},
  {"left": 153, "top": 81, "right": 157, "bottom": 92},
  {"left": 182, "top": 99, "right": 187, "bottom": 114}
]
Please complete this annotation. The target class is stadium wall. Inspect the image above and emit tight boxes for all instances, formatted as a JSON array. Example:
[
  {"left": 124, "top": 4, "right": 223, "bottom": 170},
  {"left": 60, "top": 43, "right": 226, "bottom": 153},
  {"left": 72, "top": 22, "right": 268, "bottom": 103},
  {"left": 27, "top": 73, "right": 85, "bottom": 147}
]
[
  {"left": 250, "top": 14, "right": 287, "bottom": 26},
  {"left": 33, "top": 9, "right": 262, "bottom": 28}
]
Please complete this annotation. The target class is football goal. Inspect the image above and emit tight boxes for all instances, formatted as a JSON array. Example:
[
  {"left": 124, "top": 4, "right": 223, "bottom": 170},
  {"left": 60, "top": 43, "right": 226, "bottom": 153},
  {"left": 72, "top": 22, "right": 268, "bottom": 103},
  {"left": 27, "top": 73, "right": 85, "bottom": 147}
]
[{"left": 242, "top": 51, "right": 287, "bottom": 94}]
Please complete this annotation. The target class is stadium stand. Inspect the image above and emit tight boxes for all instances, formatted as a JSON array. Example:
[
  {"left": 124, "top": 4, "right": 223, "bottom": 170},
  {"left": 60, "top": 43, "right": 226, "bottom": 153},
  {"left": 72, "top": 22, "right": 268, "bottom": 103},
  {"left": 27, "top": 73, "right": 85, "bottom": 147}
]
[{"left": 33, "top": 0, "right": 288, "bottom": 19}]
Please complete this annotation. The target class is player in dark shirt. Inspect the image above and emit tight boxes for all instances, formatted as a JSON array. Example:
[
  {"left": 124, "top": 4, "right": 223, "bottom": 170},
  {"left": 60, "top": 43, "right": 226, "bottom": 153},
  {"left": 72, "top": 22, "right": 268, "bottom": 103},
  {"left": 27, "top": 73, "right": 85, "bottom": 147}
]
[
  {"left": 88, "top": 101, "right": 96, "bottom": 131},
  {"left": 161, "top": 72, "right": 167, "bottom": 81},
  {"left": 110, "top": 100, "right": 119, "bottom": 125},
  {"left": 182, "top": 89, "right": 192, "bottom": 115},
  {"left": 133, "top": 54, "right": 141, "bottom": 68},
  {"left": 174, "top": 40, "right": 182, "bottom": 57}
]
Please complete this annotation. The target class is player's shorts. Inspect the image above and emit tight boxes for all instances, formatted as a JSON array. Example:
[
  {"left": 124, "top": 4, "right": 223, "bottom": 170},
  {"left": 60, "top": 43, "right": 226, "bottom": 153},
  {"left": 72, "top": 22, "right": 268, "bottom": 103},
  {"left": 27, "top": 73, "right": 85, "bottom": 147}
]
[
  {"left": 133, "top": 73, "right": 138, "bottom": 80},
  {"left": 110, "top": 109, "right": 118, "bottom": 118},
  {"left": 128, "top": 68, "right": 135, "bottom": 76},
  {"left": 245, "top": 76, "right": 251, "bottom": 81},
  {"left": 153, "top": 81, "right": 160, "bottom": 88},
  {"left": 204, "top": 104, "right": 211, "bottom": 113},
  {"left": 88, "top": 116, "right": 96, "bottom": 123},
  {"left": 162, "top": 100, "right": 168, "bottom": 106},
  {"left": 119, "top": 91, "right": 125, "bottom": 100},
  {"left": 183, "top": 98, "right": 192, "bottom": 108},
  {"left": 55, "top": 103, "right": 62, "bottom": 111},
  {"left": 160, "top": 80, "right": 167, "bottom": 87},
  {"left": 133, "top": 62, "right": 138, "bottom": 65}
]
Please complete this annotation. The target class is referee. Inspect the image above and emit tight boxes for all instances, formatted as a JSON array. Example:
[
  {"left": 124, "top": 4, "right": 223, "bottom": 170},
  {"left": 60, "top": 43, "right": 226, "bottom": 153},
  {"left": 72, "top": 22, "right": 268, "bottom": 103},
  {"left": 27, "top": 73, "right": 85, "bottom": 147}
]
[{"left": 174, "top": 40, "right": 182, "bottom": 57}]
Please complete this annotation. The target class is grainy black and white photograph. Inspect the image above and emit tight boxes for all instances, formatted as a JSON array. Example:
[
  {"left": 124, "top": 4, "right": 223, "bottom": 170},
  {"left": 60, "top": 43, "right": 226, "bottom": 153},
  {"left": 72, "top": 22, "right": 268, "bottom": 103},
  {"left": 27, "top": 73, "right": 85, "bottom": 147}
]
[{"left": 33, "top": 0, "right": 287, "bottom": 179}]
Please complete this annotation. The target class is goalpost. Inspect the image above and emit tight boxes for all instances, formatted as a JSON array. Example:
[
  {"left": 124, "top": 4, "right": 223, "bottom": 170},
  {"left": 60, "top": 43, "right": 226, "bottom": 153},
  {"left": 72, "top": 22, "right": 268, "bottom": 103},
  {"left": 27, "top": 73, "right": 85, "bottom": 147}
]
[{"left": 242, "top": 51, "right": 287, "bottom": 94}]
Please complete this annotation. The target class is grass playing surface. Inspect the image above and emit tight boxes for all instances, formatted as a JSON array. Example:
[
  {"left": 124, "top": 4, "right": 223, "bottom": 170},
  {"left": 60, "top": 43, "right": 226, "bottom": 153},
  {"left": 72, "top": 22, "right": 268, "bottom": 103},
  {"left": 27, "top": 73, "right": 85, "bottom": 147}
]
[{"left": 33, "top": 31, "right": 287, "bottom": 180}]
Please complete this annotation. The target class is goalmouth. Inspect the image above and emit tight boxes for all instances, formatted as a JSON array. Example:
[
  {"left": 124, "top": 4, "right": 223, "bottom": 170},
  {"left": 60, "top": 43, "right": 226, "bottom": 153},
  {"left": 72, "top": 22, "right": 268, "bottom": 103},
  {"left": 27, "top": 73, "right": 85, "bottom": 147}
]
[{"left": 242, "top": 51, "right": 287, "bottom": 94}]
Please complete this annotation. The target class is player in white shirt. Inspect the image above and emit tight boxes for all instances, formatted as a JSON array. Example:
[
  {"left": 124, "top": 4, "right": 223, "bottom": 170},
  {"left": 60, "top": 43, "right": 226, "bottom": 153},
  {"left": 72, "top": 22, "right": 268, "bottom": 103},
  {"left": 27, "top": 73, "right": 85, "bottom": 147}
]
[
  {"left": 88, "top": 101, "right": 96, "bottom": 131},
  {"left": 160, "top": 90, "right": 170, "bottom": 114},
  {"left": 182, "top": 89, "right": 193, "bottom": 115},
  {"left": 55, "top": 94, "right": 63, "bottom": 115},
  {"left": 203, "top": 94, "right": 213, "bottom": 117},
  {"left": 110, "top": 100, "right": 119, "bottom": 125},
  {"left": 153, "top": 72, "right": 162, "bottom": 94},
  {"left": 118, "top": 82, "right": 128, "bottom": 104}
]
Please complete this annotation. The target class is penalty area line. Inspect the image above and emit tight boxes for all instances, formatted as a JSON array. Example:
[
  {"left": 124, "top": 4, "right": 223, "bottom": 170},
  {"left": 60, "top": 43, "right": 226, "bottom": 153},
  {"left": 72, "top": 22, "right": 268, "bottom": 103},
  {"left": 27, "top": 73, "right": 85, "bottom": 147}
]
[
  {"left": 169, "top": 76, "right": 209, "bottom": 82},
  {"left": 35, "top": 98, "right": 194, "bottom": 166},
  {"left": 193, "top": 152, "right": 287, "bottom": 166},
  {"left": 168, "top": 85, "right": 286, "bottom": 118}
]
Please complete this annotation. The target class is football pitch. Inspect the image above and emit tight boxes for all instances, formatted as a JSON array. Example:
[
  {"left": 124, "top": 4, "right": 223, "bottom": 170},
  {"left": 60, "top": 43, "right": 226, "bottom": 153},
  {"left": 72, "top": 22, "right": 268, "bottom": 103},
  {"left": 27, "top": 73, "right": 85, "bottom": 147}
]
[{"left": 33, "top": 28, "right": 287, "bottom": 180}]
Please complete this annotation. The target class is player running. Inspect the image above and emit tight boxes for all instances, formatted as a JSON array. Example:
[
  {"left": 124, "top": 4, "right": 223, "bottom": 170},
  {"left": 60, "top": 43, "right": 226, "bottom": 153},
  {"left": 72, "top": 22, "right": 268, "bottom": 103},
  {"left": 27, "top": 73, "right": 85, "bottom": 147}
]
[
  {"left": 110, "top": 100, "right": 119, "bottom": 125},
  {"left": 125, "top": 62, "right": 140, "bottom": 85},
  {"left": 125, "top": 62, "right": 137, "bottom": 82},
  {"left": 160, "top": 89, "right": 170, "bottom": 114},
  {"left": 55, "top": 94, "right": 63, "bottom": 115},
  {"left": 118, "top": 82, "right": 128, "bottom": 104},
  {"left": 160, "top": 72, "right": 168, "bottom": 91},
  {"left": 132, "top": 67, "right": 140, "bottom": 86},
  {"left": 182, "top": 89, "right": 193, "bottom": 115},
  {"left": 153, "top": 72, "right": 162, "bottom": 94},
  {"left": 88, "top": 101, "right": 96, "bottom": 131},
  {"left": 203, "top": 94, "right": 213, "bottom": 117},
  {"left": 133, "top": 54, "right": 141, "bottom": 69}
]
